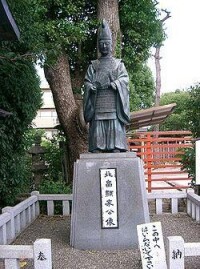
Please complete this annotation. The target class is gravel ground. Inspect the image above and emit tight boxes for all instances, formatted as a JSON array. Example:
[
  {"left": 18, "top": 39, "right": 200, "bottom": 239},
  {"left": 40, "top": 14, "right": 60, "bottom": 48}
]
[{"left": 0, "top": 213, "right": 199, "bottom": 269}]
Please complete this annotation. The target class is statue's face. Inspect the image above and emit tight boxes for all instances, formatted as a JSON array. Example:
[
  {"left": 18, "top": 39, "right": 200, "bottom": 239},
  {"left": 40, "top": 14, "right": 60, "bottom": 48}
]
[{"left": 99, "top": 40, "right": 112, "bottom": 56}]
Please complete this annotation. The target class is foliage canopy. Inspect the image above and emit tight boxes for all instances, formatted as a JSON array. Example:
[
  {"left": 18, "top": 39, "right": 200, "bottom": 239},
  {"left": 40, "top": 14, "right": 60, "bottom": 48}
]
[
  {"left": 8, "top": 0, "right": 165, "bottom": 109},
  {"left": 0, "top": 0, "right": 167, "bottom": 204},
  {"left": 176, "top": 85, "right": 200, "bottom": 194},
  {"left": 186, "top": 84, "right": 200, "bottom": 138},
  {"left": 159, "top": 90, "right": 190, "bottom": 131},
  {"left": 129, "top": 64, "right": 155, "bottom": 111},
  {"left": 0, "top": 53, "right": 42, "bottom": 205}
]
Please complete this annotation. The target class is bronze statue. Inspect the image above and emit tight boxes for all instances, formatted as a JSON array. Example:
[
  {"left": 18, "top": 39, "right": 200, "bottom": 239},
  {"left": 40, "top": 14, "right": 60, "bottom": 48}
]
[{"left": 84, "top": 19, "right": 130, "bottom": 153}]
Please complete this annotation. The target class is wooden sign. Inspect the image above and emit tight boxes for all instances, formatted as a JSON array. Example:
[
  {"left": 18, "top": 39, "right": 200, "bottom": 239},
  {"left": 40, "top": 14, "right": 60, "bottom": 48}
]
[{"left": 137, "top": 222, "right": 167, "bottom": 269}]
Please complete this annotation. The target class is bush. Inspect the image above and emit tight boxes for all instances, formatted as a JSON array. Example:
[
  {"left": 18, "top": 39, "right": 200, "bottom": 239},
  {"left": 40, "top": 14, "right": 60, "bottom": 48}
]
[
  {"left": 180, "top": 147, "right": 195, "bottom": 187},
  {"left": 41, "top": 132, "right": 66, "bottom": 182},
  {"left": 39, "top": 179, "right": 72, "bottom": 194},
  {"left": 0, "top": 58, "right": 42, "bottom": 207},
  {"left": 39, "top": 179, "right": 72, "bottom": 215}
]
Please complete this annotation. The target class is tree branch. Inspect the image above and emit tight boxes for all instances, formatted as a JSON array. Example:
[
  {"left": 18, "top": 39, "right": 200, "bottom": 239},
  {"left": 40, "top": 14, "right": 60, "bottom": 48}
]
[
  {"left": 153, "top": 1, "right": 159, "bottom": 7},
  {"left": 0, "top": 53, "right": 36, "bottom": 62},
  {"left": 161, "top": 9, "right": 171, "bottom": 23}
]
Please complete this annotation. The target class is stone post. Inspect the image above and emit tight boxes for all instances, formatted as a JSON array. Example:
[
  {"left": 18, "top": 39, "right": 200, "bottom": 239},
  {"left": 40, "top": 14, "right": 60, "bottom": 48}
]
[
  {"left": 33, "top": 239, "right": 52, "bottom": 269},
  {"left": 2, "top": 206, "right": 15, "bottom": 243},
  {"left": 167, "top": 236, "right": 184, "bottom": 269}
]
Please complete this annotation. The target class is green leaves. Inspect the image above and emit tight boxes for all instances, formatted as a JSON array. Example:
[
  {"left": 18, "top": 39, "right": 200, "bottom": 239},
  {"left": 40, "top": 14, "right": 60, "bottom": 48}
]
[
  {"left": 186, "top": 84, "right": 200, "bottom": 138},
  {"left": 7, "top": 0, "right": 162, "bottom": 97},
  {"left": 129, "top": 64, "right": 155, "bottom": 111},
  {"left": 8, "top": 0, "right": 97, "bottom": 65},
  {"left": 120, "top": 0, "right": 165, "bottom": 69},
  {"left": 41, "top": 133, "right": 65, "bottom": 182},
  {"left": 159, "top": 86, "right": 200, "bottom": 134},
  {"left": 179, "top": 85, "right": 200, "bottom": 193},
  {"left": 179, "top": 147, "right": 195, "bottom": 186},
  {"left": 159, "top": 90, "right": 190, "bottom": 131},
  {"left": 0, "top": 54, "right": 42, "bottom": 206}
]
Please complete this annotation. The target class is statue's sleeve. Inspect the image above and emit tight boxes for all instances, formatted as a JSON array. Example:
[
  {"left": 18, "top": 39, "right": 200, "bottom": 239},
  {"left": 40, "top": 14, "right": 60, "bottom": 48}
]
[
  {"left": 113, "top": 61, "right": 130, "bottom": 124},
  {"left": 83, "top": 64, "right": 96, "bottom": 123}
]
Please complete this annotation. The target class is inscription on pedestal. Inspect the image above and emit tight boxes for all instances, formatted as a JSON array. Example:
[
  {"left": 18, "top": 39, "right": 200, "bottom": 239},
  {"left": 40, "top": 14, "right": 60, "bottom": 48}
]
[{"left": 100, "top": 168, "right": 118, "bottom": 229}]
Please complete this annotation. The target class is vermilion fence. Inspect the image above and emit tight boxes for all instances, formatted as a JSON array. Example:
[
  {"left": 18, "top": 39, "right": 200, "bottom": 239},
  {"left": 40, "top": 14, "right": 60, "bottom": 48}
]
[{"left": 128, "top": 131, "right": 193, "bottom": 192}]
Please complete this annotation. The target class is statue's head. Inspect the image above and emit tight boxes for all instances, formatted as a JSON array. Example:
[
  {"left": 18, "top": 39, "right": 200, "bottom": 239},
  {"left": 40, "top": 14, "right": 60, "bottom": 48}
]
[{"left": 98, "top": 19, "right": 112, "bottom": 56}]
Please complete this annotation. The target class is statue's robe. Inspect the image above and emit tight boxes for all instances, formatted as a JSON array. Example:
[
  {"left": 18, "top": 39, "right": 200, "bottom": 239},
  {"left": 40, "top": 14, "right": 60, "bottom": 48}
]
[{"left": 84, "top": 57, "right": 130, "bottom": 152}]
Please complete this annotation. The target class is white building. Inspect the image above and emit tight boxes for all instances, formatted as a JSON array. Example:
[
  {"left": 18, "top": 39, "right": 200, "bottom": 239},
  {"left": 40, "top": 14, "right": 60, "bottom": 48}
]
[{"left": 32, "top": 88, "right": 59, "bottom": 137}]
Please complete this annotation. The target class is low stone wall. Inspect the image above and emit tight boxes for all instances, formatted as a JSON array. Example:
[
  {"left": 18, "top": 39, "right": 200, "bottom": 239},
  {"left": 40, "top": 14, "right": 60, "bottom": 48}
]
[
  {"left": 147, "top": 192, "right": 187, "bottom": 214},
  {"left": 0, "top": 196, "right": 39, "bottom": 244},
  {"left": 187, "top": 191, "right": 200, "bottom": 222},
  {"left": 167, "top": 236, "right": 200, "bottom": 268},
  {"left": 32, "top": 191, "right": 72, "bottom": 216},
  {"left": 0, "top": 238, "right": 52, "bottom": 269},
  {"left": 0, "top": 192, "right": 72, "bottom": 245},
  {"left": 0, "top": 190, "right": 199, "bottom": 246}
]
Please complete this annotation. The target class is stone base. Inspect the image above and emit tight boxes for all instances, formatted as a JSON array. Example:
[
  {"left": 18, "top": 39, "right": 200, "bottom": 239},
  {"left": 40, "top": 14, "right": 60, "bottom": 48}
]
[{"left": 70, "top": 152, "right": 150, "bottom": 250}]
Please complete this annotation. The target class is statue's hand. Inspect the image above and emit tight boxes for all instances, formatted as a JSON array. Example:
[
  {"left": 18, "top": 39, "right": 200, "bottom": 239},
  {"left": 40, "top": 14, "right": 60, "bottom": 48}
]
[
  {"left": 110, "top": 82, "right": 117, "bottom": 90},
  {"left": 90, "top": 85, "right": 97, "bottom": 93}
]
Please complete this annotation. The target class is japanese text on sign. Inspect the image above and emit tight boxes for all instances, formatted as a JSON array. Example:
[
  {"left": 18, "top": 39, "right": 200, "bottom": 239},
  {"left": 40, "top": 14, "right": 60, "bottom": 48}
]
[
  {"left": 37, "top": 251, "right": 47, "bottom": 261},
  {"left": 100, "top": 168, "right": 118, "bottom": 228},
  {"left": 137, "top": 222, "right": 167, "bottom": 269}
]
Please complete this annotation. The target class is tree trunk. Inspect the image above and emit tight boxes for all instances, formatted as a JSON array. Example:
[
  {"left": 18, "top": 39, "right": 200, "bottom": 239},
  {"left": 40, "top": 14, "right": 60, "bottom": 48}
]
[
  {"left": 44, "top": 51, "right": 88, "bottom": 182},
  {"left": 97, "top": 0, "right": 120, "bottom": 55},
  {"left": 154, "top": 46, "right": 161, "bottom": 107},
  {"left": 153, "top": 10, "right": 171, "bottom": 132},
  {"left": 44, "top": 1, "right": 122, "bottom": 182},
  {"left": 154, "top": 46, "right": 161, "bottom": 132}
]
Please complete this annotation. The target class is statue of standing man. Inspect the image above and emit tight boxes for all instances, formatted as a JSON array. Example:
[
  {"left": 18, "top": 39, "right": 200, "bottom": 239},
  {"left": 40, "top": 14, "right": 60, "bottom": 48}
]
[{"left": 83, "top": 19, "right": 130, "bottom": 153}]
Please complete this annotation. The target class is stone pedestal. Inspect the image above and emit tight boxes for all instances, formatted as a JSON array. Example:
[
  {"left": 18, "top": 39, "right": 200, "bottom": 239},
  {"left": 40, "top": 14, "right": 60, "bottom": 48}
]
[{"left": 70, "top": 152, "right": 150, "bottom": 250}]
